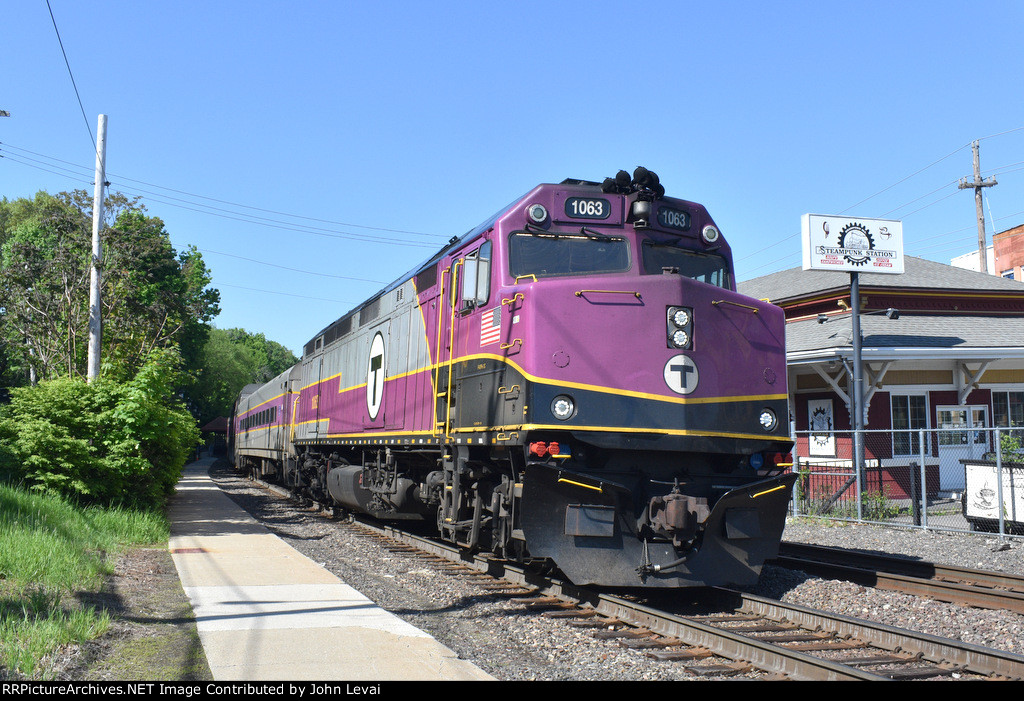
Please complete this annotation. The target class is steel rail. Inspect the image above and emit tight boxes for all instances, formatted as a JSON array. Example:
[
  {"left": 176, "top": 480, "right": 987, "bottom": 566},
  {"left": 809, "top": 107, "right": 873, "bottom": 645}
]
[
  {"left": 255, "top": 482, "right": 1024, "bottom": 680},
  {"left": 367, "top": 521, "right": 995, "bottom": 680},
  {"left": 585, "top": 593, "right": 888, "bottom": 680},
  {"left": 731, "top": 589, "right": 1024, "bottom": 680},
  {"left": 775, "top": 542, "right": 1024, "bottom": 614}
]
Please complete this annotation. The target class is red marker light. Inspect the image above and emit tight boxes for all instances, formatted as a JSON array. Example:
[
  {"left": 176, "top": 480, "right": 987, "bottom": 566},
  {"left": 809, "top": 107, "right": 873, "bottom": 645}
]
[
  {"left": 547, "top": 442, "right": 560, "bottom": 456},
  {"left": 530, "top": 442, "right": 548, "bottom": 457}
]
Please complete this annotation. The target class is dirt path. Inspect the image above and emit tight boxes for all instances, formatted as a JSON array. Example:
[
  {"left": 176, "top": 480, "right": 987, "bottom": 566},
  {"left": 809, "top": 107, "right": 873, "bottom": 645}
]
[{"left": 51, "top": 547, "right": 212, "bottom": 681}]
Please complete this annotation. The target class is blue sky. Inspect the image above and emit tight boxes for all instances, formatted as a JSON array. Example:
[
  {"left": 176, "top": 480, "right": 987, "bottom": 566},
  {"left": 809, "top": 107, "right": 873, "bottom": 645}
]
[{"left": 3, "top": 1, "right": 1024, "bottom": 355}]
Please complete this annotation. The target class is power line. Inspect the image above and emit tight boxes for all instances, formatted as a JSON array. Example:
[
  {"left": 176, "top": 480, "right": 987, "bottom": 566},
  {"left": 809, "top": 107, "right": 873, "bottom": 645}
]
[
  {"left": 199, "top": 248, "right": 386, "bottom": 284},
  {"left": 0, "top": 142, "right": 447, "bottom": 242},
  {"left": 45, "top": 0, "right": 95, "bottom": 150},
  {"left": 838, "top": 142, "right": 970, "bottom": 214},
  {"left": 218, "top": 283, "right": 354, "bottom": 305},
  {"left": 736, "top": 130, "right": 1024, "bottom": 269}
]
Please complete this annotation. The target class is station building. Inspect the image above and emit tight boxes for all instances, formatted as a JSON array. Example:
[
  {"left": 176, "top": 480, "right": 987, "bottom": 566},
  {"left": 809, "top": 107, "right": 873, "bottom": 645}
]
[{"left": 738, "top": 256, "right": 1024, "bottom": 496}]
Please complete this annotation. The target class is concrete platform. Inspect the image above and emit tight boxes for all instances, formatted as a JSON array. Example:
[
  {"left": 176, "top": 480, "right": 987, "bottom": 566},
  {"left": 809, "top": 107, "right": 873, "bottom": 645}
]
[{"left": 167, "top": 458, "right": 493, "bottom": 681}]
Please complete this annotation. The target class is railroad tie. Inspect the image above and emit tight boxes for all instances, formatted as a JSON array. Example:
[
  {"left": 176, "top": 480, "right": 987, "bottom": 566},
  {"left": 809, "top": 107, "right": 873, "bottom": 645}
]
[{"left": 645, "top": 647, "right": 715, "bottom": 662}]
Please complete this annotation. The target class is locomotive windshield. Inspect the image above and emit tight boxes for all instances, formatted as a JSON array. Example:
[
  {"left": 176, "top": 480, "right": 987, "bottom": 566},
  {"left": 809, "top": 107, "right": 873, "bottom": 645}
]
[
  {"left": 641, "top": 241, "right": 731, "bottom": 288},
  {"left": 509, "top": 231, "right": 630, "bottom": 278}
]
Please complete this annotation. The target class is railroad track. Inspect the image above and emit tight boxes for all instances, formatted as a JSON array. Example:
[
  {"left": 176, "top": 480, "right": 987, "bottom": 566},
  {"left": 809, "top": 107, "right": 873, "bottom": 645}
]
[
  {"left": 773, "top": 541, "right": 1024, "bottom": 615},
  {"left": 351, "top": 518, "right": 1024, "bottom": 681},
  {"left": 250, "top": 475, "right": 1024, "bottom": 680}
]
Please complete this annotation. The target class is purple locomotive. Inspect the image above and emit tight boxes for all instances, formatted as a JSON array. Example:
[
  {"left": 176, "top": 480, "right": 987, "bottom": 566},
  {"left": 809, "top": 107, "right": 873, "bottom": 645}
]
[{"left": 230, "top": 168, "right": 796, "bottom": 588}]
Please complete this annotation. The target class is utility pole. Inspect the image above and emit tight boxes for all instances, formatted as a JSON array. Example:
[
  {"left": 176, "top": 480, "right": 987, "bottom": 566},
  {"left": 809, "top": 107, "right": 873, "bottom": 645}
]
[
  {"left": 87, "top": 114, "right": 107, "bottom": 382},
  {"left": 958, "top": 140, "right": 997, "bottom": 274}
]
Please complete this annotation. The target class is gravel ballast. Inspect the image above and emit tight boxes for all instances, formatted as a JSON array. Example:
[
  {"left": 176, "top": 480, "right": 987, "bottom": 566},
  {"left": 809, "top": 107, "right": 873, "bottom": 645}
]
[{"left": 208, "top": 463, "right": 1024, "bottom": 680}]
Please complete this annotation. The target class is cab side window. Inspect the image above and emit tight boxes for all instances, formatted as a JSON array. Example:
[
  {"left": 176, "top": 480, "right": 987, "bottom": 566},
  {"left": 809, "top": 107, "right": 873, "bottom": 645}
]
[{"left": 460, "top": 240, "right": 492, "bottom": 310}]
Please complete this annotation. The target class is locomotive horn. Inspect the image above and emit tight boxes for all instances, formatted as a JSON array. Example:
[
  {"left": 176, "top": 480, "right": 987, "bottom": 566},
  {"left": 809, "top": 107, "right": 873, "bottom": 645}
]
[
  {"left": 602, "top": 169, "right": 634, "bottom": 194},
  {"left": 633, "top": 166, "right": 651, "bottom": 189}
]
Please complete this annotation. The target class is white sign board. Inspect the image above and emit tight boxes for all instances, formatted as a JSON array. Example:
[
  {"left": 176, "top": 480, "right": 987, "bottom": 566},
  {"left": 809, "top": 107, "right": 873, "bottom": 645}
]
[{"left": 801, "top": 214, "right": 904, "bottom": 274}]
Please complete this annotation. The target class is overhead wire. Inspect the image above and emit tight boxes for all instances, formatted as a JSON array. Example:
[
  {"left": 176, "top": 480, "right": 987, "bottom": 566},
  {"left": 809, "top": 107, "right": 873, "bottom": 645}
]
[
  {"left": 736, "top": 129, "right": 1024, "bottom": 278},
  {"left": 199, "top": 248, "right": 386, "bottom": 284},
  {"left": 218, "top": 283, "right": 355, "bottom": 305},
  {"left": 5, "top": 124, "right": 1023, "bottom": 285},
  {"left": 0, "top": 143, "right": 446, "bottom": 248},
  {"left": 45, "top": 0, "right": 95, "bottom": 152},
  {"left": 0, "top": 143, "right": 442, "bottom": 239}
]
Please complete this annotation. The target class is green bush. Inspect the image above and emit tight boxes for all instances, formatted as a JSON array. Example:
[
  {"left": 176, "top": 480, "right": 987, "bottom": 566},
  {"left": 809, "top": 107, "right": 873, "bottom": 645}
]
[{"left": 0, "top": 348, "right": 199, "bottom": 509}]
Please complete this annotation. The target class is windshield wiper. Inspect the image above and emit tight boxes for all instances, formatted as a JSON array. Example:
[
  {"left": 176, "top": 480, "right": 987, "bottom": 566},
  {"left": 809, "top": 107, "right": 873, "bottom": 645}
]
[
  {"left": 522, "top": 224, "right": 621, "bottom": 241},
  {"left": 580, "top": 226, "right": 613, "bottom": 240}
]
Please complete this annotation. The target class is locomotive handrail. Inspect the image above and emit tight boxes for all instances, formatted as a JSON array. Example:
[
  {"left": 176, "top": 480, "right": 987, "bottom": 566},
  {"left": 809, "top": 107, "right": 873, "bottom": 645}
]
[
  {"left": 712, "top": 299, "right": 760, "bottom": 313},
  {"left": 432, "top": 267, "right": 451, "bottom": 438},
  {"left": 751, "top": 484, "right": 788, "bottom": 499},
  {"left": 498, "top": 385, "right": 520, "bottom": 395},
  {"left": 500, "top": 339, "right": 522, "bottom": 351},
  {"left": 558, "top": 477, "right": 603, "bottom": 493},
  {"left": 443, "top": 260, "right": 463, "bottom": 438},
  {"left": 514, "top": 274, "right": 537, "bottom": 284},
  {"left": 574, "top": 289, "right": 642, "bottom": 298},
  {"left": 502, "top": 292, "right": 524, "bottom": 307}
]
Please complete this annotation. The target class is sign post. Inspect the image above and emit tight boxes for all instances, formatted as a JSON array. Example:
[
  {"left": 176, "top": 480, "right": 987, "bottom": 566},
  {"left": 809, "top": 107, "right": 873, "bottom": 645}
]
[{"left": 801, "top": 215, "right": 905, "bottom": 519}]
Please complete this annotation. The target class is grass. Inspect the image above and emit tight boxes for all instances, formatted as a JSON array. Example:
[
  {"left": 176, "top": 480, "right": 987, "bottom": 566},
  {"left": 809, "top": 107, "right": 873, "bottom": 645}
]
[{"left": 0, "top": 483, "right": 169, "bottom": 679}]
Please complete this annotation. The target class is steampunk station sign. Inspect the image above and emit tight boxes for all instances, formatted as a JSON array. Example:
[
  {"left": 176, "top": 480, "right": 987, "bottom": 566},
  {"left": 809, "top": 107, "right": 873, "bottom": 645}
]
[{"left": 801, "top": 214, "right": 904, "bottom": 274}]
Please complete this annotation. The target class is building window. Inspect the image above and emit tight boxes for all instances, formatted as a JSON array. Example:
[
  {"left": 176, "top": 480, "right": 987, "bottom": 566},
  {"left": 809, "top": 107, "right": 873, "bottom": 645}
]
[
  {"left": 993, "top": 391, "right": 1024, "bottom": 440},
  {"left": 892, "top": 394, "right": 927, "bottom": 455},
  {"left": 1003, "top": 269, "right": 1015, "bottom": 279}
]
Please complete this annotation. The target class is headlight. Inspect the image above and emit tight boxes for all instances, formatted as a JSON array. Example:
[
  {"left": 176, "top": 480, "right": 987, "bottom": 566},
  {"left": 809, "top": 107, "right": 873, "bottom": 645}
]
[
  {"left": 666, "top": 306, "right": 693, "bottom": 349},
  {"left": 527, "top": 203, "right": 548, "bottom": 224},
  {"left": 551, "top": 395, "right": 575, "bottom": 420},
  {"left": 702, "top": 225, "right": 720, "bottom": 244},
  {"left": 759, "top": 409, "right": 778, "bottom": 431}
]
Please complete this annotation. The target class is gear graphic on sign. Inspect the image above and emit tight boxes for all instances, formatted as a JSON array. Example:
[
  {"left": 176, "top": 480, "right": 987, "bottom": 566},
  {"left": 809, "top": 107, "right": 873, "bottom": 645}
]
[{"left": 838, "top": 222, "right": 874, "bottom": 266}]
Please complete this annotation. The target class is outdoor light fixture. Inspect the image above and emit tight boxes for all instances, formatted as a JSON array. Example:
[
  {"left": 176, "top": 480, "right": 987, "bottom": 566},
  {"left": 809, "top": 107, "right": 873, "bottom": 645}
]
[
  {"left": 550, "top": 395, "right": 575, "bottom": 420},
  {"left": 667, "top": 306, "right": 694, "bottom": 349},
  {"left": 759, "top": 409, "right": 778, "bottom": 431},
  {"left": 817, "top": 308, "right": 899, "bottom": 324}
]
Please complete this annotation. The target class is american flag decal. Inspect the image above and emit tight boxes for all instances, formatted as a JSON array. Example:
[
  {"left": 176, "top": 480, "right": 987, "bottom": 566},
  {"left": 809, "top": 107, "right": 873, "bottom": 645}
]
[{"left": 480, "top": 307, "right": 501, "bottom": 346}]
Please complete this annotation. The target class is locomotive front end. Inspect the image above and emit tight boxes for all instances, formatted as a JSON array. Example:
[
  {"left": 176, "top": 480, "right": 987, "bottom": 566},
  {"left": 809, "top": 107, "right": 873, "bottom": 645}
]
[{"left": 495, "top": 173, "right": 795, "bottom": 588}]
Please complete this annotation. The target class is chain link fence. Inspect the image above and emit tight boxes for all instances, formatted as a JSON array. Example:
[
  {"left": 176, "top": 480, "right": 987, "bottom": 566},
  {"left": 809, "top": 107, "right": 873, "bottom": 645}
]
[{"left": 790, "top": 427, "right": 1024, "bottom": 538}]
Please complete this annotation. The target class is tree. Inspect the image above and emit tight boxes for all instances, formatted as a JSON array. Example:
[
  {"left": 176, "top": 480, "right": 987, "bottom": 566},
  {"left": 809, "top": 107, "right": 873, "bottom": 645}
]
[
  {"left": 0, "top": 190, "right": 219, "bottom": 384},
  {"left": 186, "top": 327, "right": 298, "bottom": 426},
  {"left": 0, "top": 191, "right": 92, "bottom": 380}
]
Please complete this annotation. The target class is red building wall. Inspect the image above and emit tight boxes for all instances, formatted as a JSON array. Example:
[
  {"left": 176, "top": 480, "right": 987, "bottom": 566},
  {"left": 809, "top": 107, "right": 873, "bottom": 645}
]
[{"left": 994, "top": 224, "right": 1024, "bottom": 280}]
